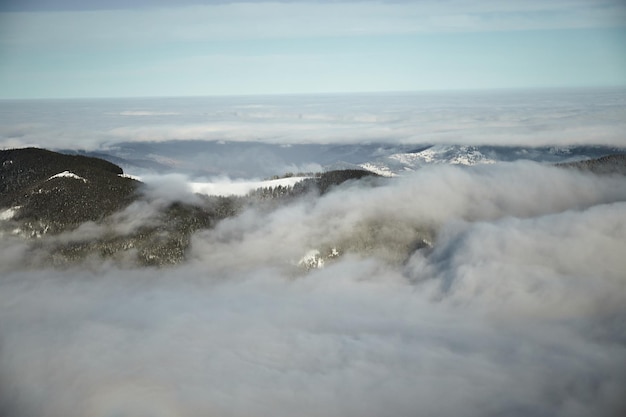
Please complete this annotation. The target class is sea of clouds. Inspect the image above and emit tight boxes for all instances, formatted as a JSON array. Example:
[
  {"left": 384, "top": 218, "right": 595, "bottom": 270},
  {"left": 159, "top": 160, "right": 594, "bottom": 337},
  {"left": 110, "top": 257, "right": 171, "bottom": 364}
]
[
  {"left": 1, "top": 159, "right": 625, "bottom": 416},
  {"left": 1, "top": 88, "right": 626, "bottom": 416},
  {"left": 1, "top": 88, "right": 625, "bottom": 152}
]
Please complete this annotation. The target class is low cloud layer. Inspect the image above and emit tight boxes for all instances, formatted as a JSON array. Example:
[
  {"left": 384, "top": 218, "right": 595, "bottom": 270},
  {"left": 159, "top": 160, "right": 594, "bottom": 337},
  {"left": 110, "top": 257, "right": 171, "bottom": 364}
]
[
  {"left": 1, "top": 162, "right": 625, "bottom": 416},
  {"left": 1, "top": 89, "right": 625, "bottom": 151}
]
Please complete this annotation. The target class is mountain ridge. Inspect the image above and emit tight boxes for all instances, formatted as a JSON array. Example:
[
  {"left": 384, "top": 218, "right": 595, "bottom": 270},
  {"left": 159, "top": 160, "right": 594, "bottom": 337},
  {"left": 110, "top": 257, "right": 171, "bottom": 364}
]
[
  {"left": 1, "top": 148, "right": 383, "bottom": 266},
  {"left": 58, "top": 141, "right": 626, "bottom": 179},
  {"left": 1, "top": 147, "right": 139, "bottom": 234}
]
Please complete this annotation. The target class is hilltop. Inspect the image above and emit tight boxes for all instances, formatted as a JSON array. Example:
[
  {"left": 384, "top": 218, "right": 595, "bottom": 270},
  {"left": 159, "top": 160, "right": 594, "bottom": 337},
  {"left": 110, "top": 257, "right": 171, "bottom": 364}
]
[
  {"left": 1, "top": 148, "right": 380, "bottom": 266},
  {"left": 1, "top": 148, "right": 139, "bottom": 234}
]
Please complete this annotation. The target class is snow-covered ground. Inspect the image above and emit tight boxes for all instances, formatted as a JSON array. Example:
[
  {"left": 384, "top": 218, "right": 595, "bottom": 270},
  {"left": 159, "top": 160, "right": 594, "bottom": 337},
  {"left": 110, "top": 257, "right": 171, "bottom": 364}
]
[
  {"left": 0, "top": 206, "right": 20, "bottom": 221},
  {"left": 47, "top": 171, "right": 88, "bottom": 183},
  {"left": 389, "top": 145, "right": 496, "bottom": 166},
  {"left": 358, "top": 162, "right": 397, "bottom": 177},
  {"left": 358, "top": 145, "right": 497, "bottom": 176},
  {"left": 190, "top": 176, "right": 309, "bottom": 197},
  {"left": 118, "top": 173, "right": 142, "bottom": 181}
]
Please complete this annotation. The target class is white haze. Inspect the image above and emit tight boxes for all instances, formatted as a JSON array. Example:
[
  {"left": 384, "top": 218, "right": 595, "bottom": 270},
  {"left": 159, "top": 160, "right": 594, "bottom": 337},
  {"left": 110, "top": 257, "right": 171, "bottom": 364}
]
[
  {"left": 1, "top": 88, "right": 625, "bottom": 151},
  {"left": 137, "top": 173, "right": 311, "bottom": 198},
  {"left": 190, "top": 176, "right": 309, "bottom": 197},
  {"left": 1, "top": 162, "right": 626, "bottom": 417}
]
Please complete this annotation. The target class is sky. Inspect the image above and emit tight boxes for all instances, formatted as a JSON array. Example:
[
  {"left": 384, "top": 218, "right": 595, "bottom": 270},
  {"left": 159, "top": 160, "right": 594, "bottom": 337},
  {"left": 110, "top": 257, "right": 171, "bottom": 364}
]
[{"left": 0, "top": 0, "right": 625, "bottom": 98}]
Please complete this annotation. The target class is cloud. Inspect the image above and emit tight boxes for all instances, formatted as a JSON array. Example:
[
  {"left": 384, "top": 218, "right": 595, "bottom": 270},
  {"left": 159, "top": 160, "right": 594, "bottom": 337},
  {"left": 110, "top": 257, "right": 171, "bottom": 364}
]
[
  {"left": 190, "top": 175, "right": 313, "bottom": 197},
  {"left": 411, "top": 201, "right": 626, "bottom": 317},
  {"left": 186, "top": 162, "right": 626, "bottom": 271},
  {"left": 118, "top": 111, "right": 180, "bottom": 116},
  {"left": 1, "top": 162, "right": 625, "bottom": 416},
  {"left": 140, "top": 173, "right": 202, "bottom": 205},
  {"left": 2, "top": 1, "right": 624, "bottom": 45},
  {"left": 1, "top": 89, "right": 625, "bottom": 153}
]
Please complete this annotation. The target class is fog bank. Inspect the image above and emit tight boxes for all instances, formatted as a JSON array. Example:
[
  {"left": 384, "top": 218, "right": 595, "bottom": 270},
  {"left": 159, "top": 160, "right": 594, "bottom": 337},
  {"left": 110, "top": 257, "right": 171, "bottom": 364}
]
[
  {"left": 1, "top": 88, "right": 625, "bottom": 151},
  {"left": 1, "top": 162, "right": 625, "bottom": 416}
]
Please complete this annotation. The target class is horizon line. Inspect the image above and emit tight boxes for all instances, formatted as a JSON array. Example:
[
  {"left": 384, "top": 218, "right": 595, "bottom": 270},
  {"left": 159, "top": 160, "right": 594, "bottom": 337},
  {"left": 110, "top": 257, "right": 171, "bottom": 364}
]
[{"left": 2, "top": 85, "right": 625, "bottom": 101}]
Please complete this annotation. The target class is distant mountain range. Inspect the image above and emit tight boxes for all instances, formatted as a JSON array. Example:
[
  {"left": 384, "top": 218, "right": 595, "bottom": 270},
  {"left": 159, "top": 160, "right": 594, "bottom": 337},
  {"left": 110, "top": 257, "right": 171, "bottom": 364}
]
[{"left": 59, "top": 141, "right": 626, "bottom": 178}]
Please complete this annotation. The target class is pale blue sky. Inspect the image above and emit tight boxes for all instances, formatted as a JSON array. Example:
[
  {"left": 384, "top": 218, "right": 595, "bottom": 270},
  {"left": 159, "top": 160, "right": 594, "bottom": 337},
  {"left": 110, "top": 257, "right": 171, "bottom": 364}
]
[{"left": 1, "top": 0, "right": 625, "bottom": 98}]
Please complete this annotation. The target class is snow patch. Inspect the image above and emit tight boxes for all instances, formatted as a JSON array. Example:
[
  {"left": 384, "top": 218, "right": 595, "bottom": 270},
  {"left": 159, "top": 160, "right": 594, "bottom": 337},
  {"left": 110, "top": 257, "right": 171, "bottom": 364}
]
[
  {"left": 297, "top": 247, "right": 340, "bottom": 270},
  {"left": 389, "top": 145, "right": 496, "bottom": 167},
  {"left": 0, "top": 206, "right": 20, "bottom": 221},
  {"left": 298, "top": 250, "right": 324, "bottom": 270},
  {"left": 118, "top": 173, "right": 142, "bottom": 181},
  {"left": 359, "top": 163, "right": 396, "bottom": 177},
  {"left": 47, "top": 171, "right": 87, "bottom": 183}
]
